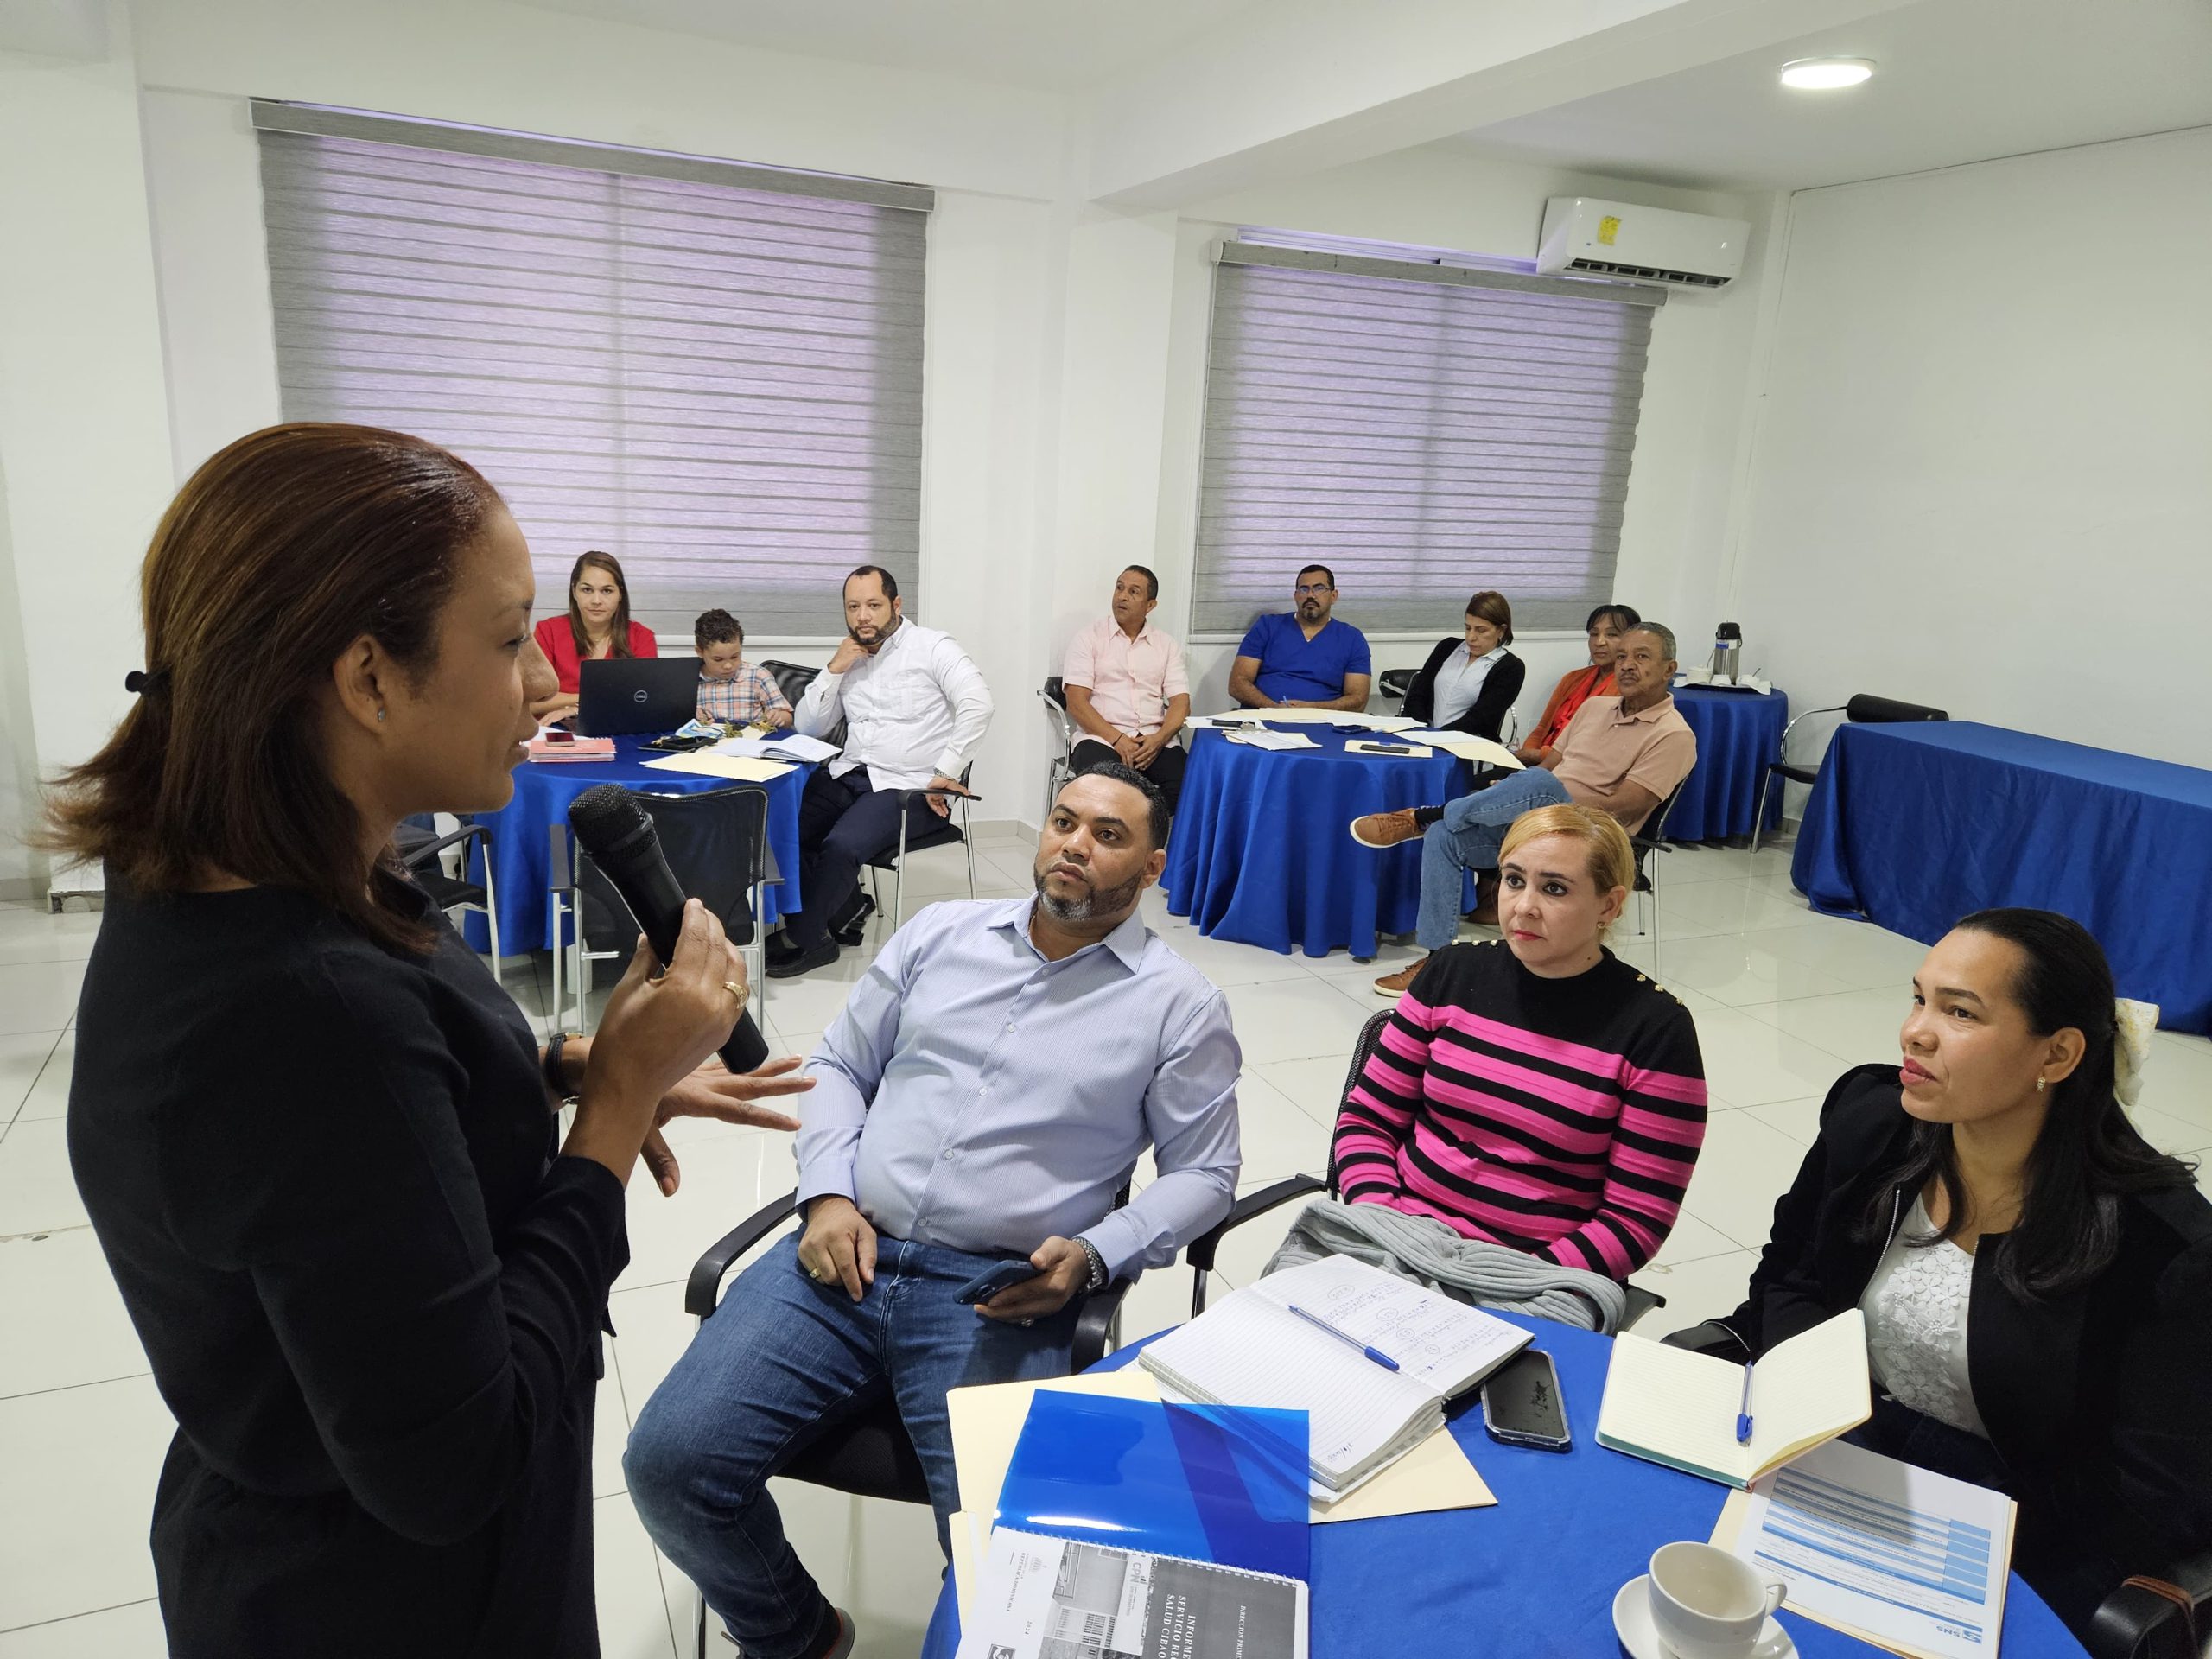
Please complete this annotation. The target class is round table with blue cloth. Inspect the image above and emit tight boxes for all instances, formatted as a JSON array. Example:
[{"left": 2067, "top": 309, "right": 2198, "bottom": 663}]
[
  {"left": 461, "top": 735, "right": 812, "bottom": 956},
  {"left": 1665, "top": 685, "right": 1789, "bottom": 842},
  {"left": 1163, "top": 726, "right": 1472, "bottom": 959},
  {"left": 918, "top": 1312, "right": 2085, "bottom": 1659}
]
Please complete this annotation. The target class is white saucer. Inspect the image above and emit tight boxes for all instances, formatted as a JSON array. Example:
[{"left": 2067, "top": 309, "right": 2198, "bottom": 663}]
[{"left": 1612, "top": 1575, "right": 1797, "bottom": 1659}]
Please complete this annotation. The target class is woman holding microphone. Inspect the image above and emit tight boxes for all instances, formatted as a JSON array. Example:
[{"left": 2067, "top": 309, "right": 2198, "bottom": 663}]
[{"left": 51, "top": 424, "right": 806, "bottom": 1657}]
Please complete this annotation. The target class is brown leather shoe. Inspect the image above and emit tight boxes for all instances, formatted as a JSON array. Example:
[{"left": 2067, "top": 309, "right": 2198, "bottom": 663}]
[
  {"left": 1374, "top": 956, "right": 1428, "bottom": 996},
  {"left": 1350, "top": 809, "right": 1425, "bottom": 849}
]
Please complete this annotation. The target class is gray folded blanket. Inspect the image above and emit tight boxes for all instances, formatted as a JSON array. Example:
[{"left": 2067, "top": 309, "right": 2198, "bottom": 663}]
[{"left": 1262, "top": 1196, "right": 1628, "bottom": 1334}]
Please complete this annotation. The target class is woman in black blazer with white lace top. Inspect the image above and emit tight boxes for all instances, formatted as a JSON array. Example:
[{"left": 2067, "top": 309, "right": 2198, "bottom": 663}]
[{"left": 1398, "top": 589, "right": 1525, "bottom": 742}]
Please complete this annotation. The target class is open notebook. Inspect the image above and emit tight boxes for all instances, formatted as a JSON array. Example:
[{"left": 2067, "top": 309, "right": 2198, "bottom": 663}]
[
  {"left": 1596, "top": 1308, "right": 1872, "bottom": 1490},
  {"left": 1136, "top": 1256, "right": 1529, "bottom": 1496}
]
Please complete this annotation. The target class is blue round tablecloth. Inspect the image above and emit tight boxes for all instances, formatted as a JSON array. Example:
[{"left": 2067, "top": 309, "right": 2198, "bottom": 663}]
[
  {"left": 1666, "top": 685, "right": 1789, "bottom": 842},
  {"left": 1163, "top": 727, "right": 1472, "bottom": 959},
  {"left": 920, "top": 1313, "right": 2085, "bottom": 1659},
  {"left": 462, "top": 735, "right": 810, "bottom": 955}
]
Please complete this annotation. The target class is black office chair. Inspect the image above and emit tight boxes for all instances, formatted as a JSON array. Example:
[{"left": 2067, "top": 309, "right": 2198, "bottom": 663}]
[
  {"left": 1377, "top": 667, "right": 1417, "bottom": 708},
  {"left": 1630, "top": 772, "right": 1691, "bottom": 980},
  {"left": 1039, "top": 676, "right": 1075, "bottom": 823},
  {"left": 551, "top": 784, "right": 771, "bottom": 1028},
  {"left": 397, "top": 818, "right": 503, "bottom": 985},
  {"left": 1661, "top": 1319, "right": 2212, "bottom": 1659},
  {"left": 679, "top": 1185, "right": 1137, "bottom": 1658},
  {"left": 862, "top": 762, "right": 977, "bottom": 931},
  {"left": 1181, "top": 1009, "right": 1669, "bottom": 1332},
  {"left": 1749, "top": 694, "right": 1948, "bottom": 855},
  {"left": 758, "top": 658, "right": 820, "bottom": 710}
]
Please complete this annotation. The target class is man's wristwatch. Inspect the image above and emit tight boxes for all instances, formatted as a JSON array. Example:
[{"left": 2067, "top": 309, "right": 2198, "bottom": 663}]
[
  {"left": 1076, "top": 1237, "right": 1109, "bottom": 1294},
  {"left": 543, "top": 1030, "right": 583, "bottom": 1108}
]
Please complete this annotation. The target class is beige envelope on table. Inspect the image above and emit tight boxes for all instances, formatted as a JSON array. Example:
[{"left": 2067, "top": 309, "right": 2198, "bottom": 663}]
[
  {"left": 639, "top": 750, "right": 794, "bottom": 782},
  {"left": 944, "top": 1367, "right": 1499, "bottom": 1611}
]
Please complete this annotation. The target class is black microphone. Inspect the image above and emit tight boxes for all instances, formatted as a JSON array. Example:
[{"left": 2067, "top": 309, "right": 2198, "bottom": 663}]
[{"left": 567, "top": 784, "right": 770, "bottom": 1073}]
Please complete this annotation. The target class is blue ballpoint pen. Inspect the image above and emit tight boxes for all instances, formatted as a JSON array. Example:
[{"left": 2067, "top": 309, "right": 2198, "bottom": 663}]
[
  {"left": 1736, "top": 1363, "right": 1755, "bottom": 1444},
  {"left": 1286, "top": 1302, "right": 1402, "bottom": 1373}
]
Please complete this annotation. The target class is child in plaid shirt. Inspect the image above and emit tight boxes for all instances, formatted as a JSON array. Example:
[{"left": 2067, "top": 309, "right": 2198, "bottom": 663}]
[{"left": 694, "top": 609, "right": 792, "bottom": 729}]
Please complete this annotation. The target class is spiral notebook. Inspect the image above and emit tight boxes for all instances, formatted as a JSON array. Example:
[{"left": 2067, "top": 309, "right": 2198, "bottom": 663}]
[{"left": 1136, "top": 1255, "right": 1529, "bottom": 1497}]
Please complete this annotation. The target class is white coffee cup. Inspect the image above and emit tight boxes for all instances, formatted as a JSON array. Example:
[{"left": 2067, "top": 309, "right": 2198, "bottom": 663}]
[{"left": 1647, "top": 1541, "right": 1786, "bottom": 1659}]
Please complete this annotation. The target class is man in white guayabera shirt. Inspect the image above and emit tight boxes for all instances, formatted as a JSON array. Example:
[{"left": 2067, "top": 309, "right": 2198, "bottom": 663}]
[
  {"left": 626, "top": 764, "right": 1242, "bottom": 1659},
  {"left": 767, "top": 563, "right": 994, "bottom": 978}
]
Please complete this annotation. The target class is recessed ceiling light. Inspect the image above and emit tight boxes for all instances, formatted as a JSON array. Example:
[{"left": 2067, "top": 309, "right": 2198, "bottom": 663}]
[{"left": 1780, "top": 56, "right": 1876, "bottom": 90}]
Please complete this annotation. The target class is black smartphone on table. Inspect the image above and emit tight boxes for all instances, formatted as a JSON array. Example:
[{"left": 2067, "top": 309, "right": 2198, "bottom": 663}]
[
  {"left": 952, "top": 1260, "right": 1039, "bottom": 1305},
  {"left": 1481, "top": 1349, "right": 1572, "bottom": 1452}
]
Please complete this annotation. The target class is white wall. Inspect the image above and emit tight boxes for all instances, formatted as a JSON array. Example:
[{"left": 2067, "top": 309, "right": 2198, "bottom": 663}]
[
  {"left": 0, "top": 23, "right": 178, "bottom": 895},
  {"left": 1731, "top": 127, "right": 2212, "bottom": 772}
]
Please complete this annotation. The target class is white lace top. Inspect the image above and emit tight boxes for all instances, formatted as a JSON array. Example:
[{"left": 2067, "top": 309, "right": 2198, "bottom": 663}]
[{"left": 1859, "top": 1195, "right": 1989, "bottom": 1439}]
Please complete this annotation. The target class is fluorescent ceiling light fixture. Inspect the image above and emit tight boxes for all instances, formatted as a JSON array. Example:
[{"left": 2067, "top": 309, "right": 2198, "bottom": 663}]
[{"left": 1780, "top": 56, "right": 1875, "bottom": 89}]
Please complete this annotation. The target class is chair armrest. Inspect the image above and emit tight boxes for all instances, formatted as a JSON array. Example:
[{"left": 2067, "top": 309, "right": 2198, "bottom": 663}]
[
  {"left": 1660, "top": 1320, "right": 1751, "bottom": 1364},
  {"left": 1072, "top": 1279, "right": 1133, "bottom": 1372},
  {"left": 2086, "top": 1552, "right": 2212, "bottom": 1659},
  {"left": 684, "top": 1189, "right": 801, "bottom": 1319},
  {"left": 397, "top": 823, "right": 486, "bottom": 871},
  {"left": 892, "top": 785, "right": 983, "bottom": 806},
  {"left": 1184, "top": 1174, "right": 1325, "bottom": 1276}
]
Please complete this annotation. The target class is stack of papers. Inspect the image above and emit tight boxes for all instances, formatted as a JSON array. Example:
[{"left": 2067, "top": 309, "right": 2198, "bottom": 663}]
[
  {"left": 525, "top": 731, "right": 614, "bottom": 763},
  {"left": 1225, "top": 729, "right": 1319, "bottom": 751},
  {"left": 1192, "top": 709, "right": 1420, "bottom": 731},
  {"left": 1713, "top": 1438, "right": 2016, "bottom": 1659},
  {"left": 1136, "top": 1256, "right": 1529, "bottom": 1499}
]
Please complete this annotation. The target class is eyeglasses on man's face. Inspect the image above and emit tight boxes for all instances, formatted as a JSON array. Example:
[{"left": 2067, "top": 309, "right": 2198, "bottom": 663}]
[{"left": 1294, "top": 582, "right": 1334, "bottom": 596}]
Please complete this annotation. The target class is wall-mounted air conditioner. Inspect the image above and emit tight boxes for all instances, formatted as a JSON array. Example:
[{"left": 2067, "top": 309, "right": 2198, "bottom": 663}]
[{"left": 1536, "top": 198, "right": 1750, "bottom": 289}]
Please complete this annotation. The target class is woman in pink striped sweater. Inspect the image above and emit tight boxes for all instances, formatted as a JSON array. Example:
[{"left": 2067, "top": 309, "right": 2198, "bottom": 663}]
[{"left": 1336, "top": 804, "right": 1709, "bottom": 1280}]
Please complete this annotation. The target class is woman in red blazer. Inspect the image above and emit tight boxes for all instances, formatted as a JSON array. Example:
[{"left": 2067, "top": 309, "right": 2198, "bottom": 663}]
[{"left": 531, "top": 550, "right": 657, "bottom": 721}]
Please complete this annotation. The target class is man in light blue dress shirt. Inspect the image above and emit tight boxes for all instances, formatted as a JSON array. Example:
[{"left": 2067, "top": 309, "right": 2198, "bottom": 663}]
[{"left": 626, "top": 764, "right": 1242, "bottom": 1659}]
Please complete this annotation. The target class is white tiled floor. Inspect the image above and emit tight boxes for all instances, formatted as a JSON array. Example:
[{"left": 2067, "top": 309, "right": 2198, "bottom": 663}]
[{"left": 3, "top": 836, "right": 2209, "bottom": 1655}]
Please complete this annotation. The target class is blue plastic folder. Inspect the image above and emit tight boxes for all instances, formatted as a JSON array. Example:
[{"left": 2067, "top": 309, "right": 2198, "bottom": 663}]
[{"left": 993, "top": 1390, "right": 1311, "bottom": 1583}]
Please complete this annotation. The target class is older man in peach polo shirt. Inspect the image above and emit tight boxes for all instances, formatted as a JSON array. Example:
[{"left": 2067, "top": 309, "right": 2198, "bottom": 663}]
[
  {"left": 1062, "top": 565, "right": 1192, "bottom": 812},
  {"left": 1349, "top": 623, "right": 1696, "bottom": 995}
]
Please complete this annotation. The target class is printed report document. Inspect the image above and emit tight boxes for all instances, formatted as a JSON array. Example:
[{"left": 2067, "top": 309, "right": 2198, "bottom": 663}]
[
  {"left": 1136, "top": 1255, "right": 1529, "bottom": 1497},
  {"left": 1716, "top": 1438, "right": 2016, "bottom": 1659},
  {"left": 955, "top": 1528, "right": 1306, "bottom": 1659},
  {"left": 1596, "top": 1309, "right": 1872, "bottom": 1490}
]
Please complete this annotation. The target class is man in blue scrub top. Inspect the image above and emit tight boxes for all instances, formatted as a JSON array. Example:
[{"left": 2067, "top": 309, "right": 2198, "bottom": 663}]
[{"left": 1228, "top": 564, "right": 1373, "bottom": 711}]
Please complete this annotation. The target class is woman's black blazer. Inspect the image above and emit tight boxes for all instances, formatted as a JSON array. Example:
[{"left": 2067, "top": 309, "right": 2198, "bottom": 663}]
[
  {"left": 1724, "top": 1063, "right": 2212, "bottom": 1634},
  {"left": 1398, "top": 639, "right": 1525, "bottom": 741}
]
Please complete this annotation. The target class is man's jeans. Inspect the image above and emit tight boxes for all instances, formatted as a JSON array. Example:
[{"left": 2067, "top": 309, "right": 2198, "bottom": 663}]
[
  {"left": 624, "top": 1233, "right": 1080, "bottom": 1659},
  {"left": 1415, "top": 768, "right": 1574, "bottom": 949}
]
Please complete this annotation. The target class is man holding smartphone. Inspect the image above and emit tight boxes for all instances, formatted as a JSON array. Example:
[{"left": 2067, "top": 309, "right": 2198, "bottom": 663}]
[{"left": 625, "top": 764, "right": 1241, "bottom": 1659}]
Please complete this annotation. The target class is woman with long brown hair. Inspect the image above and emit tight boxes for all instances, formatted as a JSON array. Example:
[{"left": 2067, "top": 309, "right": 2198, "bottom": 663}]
[
  {"left": 51, "top": 424, "right": 805, "bottom": 1657},
  {"left": 531, "top": 549, "right": 658, "bottom": 722}
]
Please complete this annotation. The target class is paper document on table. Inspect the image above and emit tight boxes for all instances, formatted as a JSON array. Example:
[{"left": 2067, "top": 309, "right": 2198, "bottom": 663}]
[
  {"left": 1395, "top": 730, "right": 1524, "bottom": 770},
  {"left": 956, "top": 1528, "right": 1307, "bottom": 1659},
  {"left": 1718, "top": 1438, "right": 2015, "bottom": 1659},
  {"left": 639, "top": 752, "right": 794, "bottom": 782},
  {"left": 713, "top": 732, "right": 839, "bottom": 764},
  {"left": 1226, "top": 729, "right": 1319, "bottom": 751}
]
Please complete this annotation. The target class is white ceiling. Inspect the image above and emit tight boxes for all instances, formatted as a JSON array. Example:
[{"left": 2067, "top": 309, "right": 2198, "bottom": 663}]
[
  {"left": 508, "top": 0, "right": 1264, "bottom": 92},
  {"left": 1446, "top": 0, "right": 2212, "bottom": 194}
]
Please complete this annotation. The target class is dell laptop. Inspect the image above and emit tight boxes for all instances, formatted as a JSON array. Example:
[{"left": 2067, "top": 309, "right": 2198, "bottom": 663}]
[{"left": 571, "top": 657, "right": 700, "bottom": 737}]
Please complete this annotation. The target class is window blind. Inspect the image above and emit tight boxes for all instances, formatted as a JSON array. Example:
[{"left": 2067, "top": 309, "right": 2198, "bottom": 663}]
[
  {"left": 1192, "top": 240, "right": 1661, "bottom": 636},
  {"left": 254, "top": 105, "right": 928, "bottom": 639}
]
